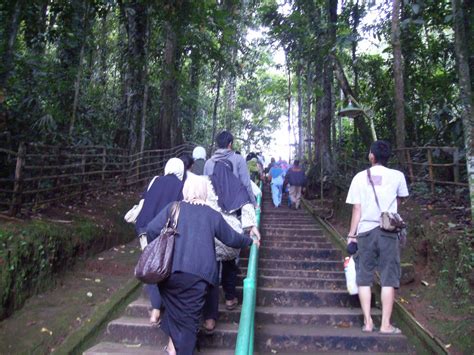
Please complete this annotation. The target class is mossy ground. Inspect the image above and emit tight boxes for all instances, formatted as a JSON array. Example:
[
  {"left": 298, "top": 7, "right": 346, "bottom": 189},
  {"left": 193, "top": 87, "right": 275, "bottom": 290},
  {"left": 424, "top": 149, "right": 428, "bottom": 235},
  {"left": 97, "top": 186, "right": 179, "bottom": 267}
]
[
  {"left": 0, "top": 189, "right": 144, "bottom": 354},
  {"left": 0, "top": 240, "right": 140, "bottom": 354}
]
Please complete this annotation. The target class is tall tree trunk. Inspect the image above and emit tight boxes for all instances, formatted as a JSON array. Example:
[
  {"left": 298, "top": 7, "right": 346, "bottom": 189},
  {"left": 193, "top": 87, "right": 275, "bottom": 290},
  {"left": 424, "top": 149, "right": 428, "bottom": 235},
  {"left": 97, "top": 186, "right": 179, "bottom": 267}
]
[
  {"left": 305, "top": 63, "right": 313, "bottom": 164},
  {"left": 223, "top": 64, "right": 237, "bottom": 131},
  {"left": 222, "top": 0, "right": 242, "bottom": 132},
  {"left": 211, "top": 67, "right": 223, "bottom": 152},
  {"left": 331, "top": 55, "right": 373, "bottom": 149},
  {"left": 69, "top": 42, "right": 86, "bottom": 137},
  {"left": 297, "top": 61, "right": 303, "bottom": 159},
  {"left": 120, "top": 0, "right": 148, "bottom": 151},
  {"left": 452, "top": 0, "right": 474, "bottom": 221},
  {"left": 286, "top": 52, "right": 292, "bottom": 162},
  {"left": 139, "top": 12, "right": 150, "bottom": 153},
  {"left": 391, "top": 0, "right": 406, "bottom": 165},
  {"left": 99, "top": 11, "right": 109, "bottom": 87},
  {"left": 70, "top": 2, "right": 91, "bottom": 137},
  {"left": 0, "top": 0, "right": 23, "bottom": 101},
  {"left": 186, "top": 49, "right": 201, "bottom": 140},
  {"left": 316, "top": 0, "right": 337, "bottom": 174},
  {"left": 140, "top": 81, "right": 148, "bottom": 153},
  {"left": 157, "top": 21, "right": 179, "bottom": 149},
  {"left": 351, "top": 0, "right": 360, "bottom": 96}
]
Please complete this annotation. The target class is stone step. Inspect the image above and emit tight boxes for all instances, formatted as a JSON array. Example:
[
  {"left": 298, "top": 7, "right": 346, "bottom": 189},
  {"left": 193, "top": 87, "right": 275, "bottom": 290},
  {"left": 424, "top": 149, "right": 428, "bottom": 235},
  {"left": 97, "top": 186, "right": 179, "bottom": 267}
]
[
  {"left": 261, "top": 210, "right": 309, "bottom": 217},
  {"left": 262, "top": 225, "right": 323, "bottom": 234},
  {"left": 251, "top": 306, "right": 380, "bottom": 327},
  {"left": 126, "top": 299, "right": 372, "bottom": 327},
  {"left": 261, "top": 214, "right": 313, "bottom": 219},
  {"left": 85, "top": 341, "right": 236, "bottom": 355},
  {"left": 262, "top": 229, "right": 324, "bottom": 238},
  {"left": 260, "top": 222, "right": 319, "bottom": 228},
  {"left": 84, "top": 342, "right": 167, "bottom": 354},
  {"left": 198, "top": 323, "right": 408, "bottom": 353},
  {"left": 157, "top": 286, "right": 362, "bottom": 309},
  {"left": 254, "top": 287, "right": 361, "bottom": 308},
  {"left": 261, "top": 215, "right": 314, "bottom": 221},
  {"left": 104, "top": 316, "right": 238, "bottom": 348},
  {"left": 259, "top": 240, "right": 333, "bottom": 249},
  {"left": 104, "top": 317, "right": 168, "bottom": 346},
  {"left": 260, "top": 234, "right": 328, "bottom": 243},
  {"left": 255, "top": 247, "right": 342, "bottom": 260},
  {"left": 260, "top": 223, "right": 317, "bottom": 228},
  {"left": 238, "top": 275, "right": 346, "bottom": 290},
  {"left": 239, "top": 258, "right": 342, "bottom": 271},
  {"left": 220, "top": 306, "right": 380, "bottom": 327},
  {"left": 252, "top": 323, "right": 408, "bottom": 353},
  {"left": 240, "top": 267, "right": 345, "bottom": 279}
]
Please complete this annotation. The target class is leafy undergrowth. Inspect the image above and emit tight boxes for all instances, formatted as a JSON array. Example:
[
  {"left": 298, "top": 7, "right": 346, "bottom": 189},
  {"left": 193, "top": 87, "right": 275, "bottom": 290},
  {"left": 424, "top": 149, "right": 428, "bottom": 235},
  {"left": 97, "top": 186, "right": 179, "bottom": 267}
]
[
  {"left": 0, "top": 190, "right": 139, "bottom": 320},
  {"left": 306, "top": 183, "right": 473, "bottom": 354}
]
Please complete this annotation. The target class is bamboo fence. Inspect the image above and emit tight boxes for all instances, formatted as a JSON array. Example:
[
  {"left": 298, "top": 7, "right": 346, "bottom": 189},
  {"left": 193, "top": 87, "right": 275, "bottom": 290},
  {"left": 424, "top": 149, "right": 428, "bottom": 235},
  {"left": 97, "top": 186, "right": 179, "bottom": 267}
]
[
  {"left": 338, "top": 146, "right": 467, "bottom": 191},
  {"left": 0, "top": 142, "right": 195, "bottom": 216}
]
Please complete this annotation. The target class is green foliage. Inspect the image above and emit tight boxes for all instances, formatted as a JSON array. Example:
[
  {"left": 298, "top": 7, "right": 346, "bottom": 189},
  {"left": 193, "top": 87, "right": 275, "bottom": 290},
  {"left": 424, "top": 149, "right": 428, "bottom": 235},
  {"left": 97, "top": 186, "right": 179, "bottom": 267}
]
[
  {"left": 0, "top": 217, "right": 134, "bottom": 320},
  {"left": 436, "top": 228, "right": 473, "bottom": 300}
]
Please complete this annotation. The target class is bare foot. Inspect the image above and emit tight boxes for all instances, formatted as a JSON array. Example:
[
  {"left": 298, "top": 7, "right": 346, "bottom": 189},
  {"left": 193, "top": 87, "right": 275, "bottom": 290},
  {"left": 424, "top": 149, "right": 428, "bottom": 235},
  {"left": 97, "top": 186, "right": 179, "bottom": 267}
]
[{"left": 149, "top": 308, "right": 160, "bottom": 325}]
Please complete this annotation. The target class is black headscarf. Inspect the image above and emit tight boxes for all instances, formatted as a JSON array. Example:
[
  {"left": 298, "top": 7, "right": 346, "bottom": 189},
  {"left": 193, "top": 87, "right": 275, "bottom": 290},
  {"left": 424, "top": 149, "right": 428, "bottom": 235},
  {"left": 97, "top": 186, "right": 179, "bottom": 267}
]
[
  {"left": 210, "top": 159, "right": 251, "bottom": 213},
  {"left": 135, "top": 174, "right": 184, "bottom": 234}
]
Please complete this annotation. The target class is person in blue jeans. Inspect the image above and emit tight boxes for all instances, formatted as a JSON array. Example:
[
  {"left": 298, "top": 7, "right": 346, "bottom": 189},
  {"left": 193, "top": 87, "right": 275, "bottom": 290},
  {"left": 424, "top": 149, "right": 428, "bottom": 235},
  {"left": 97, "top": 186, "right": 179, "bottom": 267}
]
[{"left": 268, "top": 163, "right": 285, "bottom": 207}]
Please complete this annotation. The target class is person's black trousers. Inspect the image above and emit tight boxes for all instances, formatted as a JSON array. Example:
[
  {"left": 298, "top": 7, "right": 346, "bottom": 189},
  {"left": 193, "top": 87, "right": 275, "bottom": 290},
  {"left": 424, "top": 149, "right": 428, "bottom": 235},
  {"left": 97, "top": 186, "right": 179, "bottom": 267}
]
[
  {"left": 202, "top": 259, "right": 239, "bottom": 321},
  {"left": 221, "top": 259, "right": 239, "bottom": 300},
  {"left": 159, "top": 272, "right": 208, "bottom": 355}
]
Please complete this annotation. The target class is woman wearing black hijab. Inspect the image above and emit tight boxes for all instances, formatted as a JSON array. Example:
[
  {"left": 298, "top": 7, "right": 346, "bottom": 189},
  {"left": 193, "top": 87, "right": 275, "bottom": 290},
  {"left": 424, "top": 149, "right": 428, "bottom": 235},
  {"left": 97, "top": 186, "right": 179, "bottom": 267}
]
[{"left": 135, "top": 158, "right": 185, "bottom": 326}]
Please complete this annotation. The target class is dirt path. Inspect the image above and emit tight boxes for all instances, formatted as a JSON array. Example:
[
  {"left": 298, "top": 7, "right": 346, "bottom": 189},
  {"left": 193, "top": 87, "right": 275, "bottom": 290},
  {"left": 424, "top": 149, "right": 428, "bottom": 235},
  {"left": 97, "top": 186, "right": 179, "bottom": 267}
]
[{"left": 0, "top": 240, "right": 141, "bottom": 354}]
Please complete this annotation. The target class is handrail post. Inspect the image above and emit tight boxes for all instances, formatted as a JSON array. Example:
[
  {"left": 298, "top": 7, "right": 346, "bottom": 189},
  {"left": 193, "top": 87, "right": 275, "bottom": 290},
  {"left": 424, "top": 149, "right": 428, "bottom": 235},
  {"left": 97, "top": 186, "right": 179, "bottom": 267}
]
[{"left": 235, "top": 183, "right": 262, "bottom": 355}]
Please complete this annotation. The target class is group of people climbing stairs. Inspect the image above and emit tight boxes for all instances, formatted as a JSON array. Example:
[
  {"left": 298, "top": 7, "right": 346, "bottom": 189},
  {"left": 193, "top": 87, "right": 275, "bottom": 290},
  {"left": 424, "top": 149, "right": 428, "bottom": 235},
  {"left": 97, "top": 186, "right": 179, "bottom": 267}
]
[{"left": 86, "top": 184, "right": 409, "bottom": 354}]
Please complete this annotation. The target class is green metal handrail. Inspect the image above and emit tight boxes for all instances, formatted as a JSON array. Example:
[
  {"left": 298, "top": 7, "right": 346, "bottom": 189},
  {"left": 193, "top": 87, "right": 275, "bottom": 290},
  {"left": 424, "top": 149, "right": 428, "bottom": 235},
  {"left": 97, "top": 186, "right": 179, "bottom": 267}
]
[{"left": 235, "top": 182, "right": 262, "bottom": 355}]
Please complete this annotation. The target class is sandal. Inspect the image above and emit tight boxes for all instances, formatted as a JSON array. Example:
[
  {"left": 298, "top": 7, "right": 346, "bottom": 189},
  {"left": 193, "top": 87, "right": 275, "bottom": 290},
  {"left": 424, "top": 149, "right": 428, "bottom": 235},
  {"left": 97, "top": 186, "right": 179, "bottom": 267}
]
[
  {"left": 361, "top": 324, "right": 376, "bottom": 333},
  {"left": 225, "top": 298, "right": 238, "bottom": 310},
  {"left": 379, "top": 326, "right": 402, "bottom": 335}
]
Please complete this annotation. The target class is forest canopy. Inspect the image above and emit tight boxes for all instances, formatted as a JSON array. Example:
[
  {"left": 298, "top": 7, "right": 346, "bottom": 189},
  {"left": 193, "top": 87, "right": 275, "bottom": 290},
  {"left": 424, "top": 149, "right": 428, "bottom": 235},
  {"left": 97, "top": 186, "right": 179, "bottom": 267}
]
[{"left": 0, "top": 0, "right": 472, "bottom": 170}]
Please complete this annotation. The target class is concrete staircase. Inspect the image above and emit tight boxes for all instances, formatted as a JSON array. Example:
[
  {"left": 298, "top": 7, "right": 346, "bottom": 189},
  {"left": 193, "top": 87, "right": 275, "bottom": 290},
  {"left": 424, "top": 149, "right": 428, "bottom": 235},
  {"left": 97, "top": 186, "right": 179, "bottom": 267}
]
[{"left": 85, "top": 185, "right": 408, "bottom": 354}]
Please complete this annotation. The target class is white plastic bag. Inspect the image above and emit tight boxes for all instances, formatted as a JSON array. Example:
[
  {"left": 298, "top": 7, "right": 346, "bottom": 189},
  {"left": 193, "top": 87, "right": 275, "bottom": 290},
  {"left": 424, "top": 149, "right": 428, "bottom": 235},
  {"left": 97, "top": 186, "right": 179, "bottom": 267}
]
[
  {"left": 124, "top": 176, "right": 159, "bottom": 224},
  {"left": 344, "top": 256, "right": 358, "bottom": 295},
  {"left": 124, "top": 199, "right": 144, "bottom": 224}
]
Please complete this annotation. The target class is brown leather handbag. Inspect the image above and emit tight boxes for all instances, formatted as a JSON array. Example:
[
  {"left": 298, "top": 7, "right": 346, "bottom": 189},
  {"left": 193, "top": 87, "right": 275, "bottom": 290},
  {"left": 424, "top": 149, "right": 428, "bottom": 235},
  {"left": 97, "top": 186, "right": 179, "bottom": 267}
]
[
  {"left": 134, "top": 202, "right": 181, "bottom": 284},
  {"left": 367, "top": 169, "right": 406, "bottom": 233}
]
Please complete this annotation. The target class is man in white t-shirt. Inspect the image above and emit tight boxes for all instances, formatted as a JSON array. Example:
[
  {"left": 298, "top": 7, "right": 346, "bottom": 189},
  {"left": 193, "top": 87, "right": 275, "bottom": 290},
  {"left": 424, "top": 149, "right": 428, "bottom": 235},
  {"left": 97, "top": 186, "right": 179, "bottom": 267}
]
[{"left": 346, "top": 140, "right": 409, "bottom": 335}]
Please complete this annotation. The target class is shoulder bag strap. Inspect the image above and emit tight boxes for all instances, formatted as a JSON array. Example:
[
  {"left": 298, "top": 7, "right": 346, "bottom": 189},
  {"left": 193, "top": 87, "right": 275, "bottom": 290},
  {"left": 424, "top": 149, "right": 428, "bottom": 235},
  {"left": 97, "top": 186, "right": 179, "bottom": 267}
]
[
  {"left": 169, "top": 202, "right": 181, "bottom": 229},
  {"left": 367, "top": 168, "right": 382, "bottom": 212},
  {"left": 147, "top": 176, "right": 159, "bottom": 191}
]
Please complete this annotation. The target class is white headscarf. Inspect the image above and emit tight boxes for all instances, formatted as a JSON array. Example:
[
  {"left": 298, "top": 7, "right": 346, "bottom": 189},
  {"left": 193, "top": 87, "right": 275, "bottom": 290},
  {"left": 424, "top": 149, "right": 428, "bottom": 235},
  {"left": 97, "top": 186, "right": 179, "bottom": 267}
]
[
  {"left": 192, "top": 146, "right": 207, "bottom": 160},
  {"left": 183, "top": 175, "right": 208, "bottom": 205},
  {"left": 164, "top": 158, "right": 184, "bottom": 181}
]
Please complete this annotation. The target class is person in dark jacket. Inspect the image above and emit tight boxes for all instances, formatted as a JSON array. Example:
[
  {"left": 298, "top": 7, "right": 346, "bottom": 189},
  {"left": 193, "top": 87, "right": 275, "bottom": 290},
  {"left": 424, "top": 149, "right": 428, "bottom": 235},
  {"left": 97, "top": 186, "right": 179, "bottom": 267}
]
[
  {"left": 285, "top": 159, "right": 307, "bottom": 209},
  {"left": 135, "top": 158, "right": 185, "bottom": 326},
  {"left": 191, "top": 146, "right": 206, "bottom": 176},
  {"left": 180, "top": 153, "right": 194, "bottom": 180},
  {"left": 146, "top": 176, "right": 260, "bottom": 355},
  {"left": 203, "top": 131, "right": 257, "bottom": 207}
]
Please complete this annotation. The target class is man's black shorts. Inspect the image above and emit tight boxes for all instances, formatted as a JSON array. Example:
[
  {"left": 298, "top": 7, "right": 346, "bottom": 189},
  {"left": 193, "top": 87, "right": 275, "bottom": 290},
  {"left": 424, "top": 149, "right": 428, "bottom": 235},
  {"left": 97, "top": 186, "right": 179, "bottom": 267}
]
[{"left": 355, "top": 227, "right": 400, "bottom": 288}]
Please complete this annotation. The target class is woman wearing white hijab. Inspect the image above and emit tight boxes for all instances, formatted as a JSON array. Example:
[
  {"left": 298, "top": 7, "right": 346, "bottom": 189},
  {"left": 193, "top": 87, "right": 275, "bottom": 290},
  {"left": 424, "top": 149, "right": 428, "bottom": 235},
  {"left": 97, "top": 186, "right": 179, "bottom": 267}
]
[
  {"left": 146, "top": 176, "right": 259, "bottom": 355},
  {"left": 135, "top": 157, "right": 185, "bottom": 326}
]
